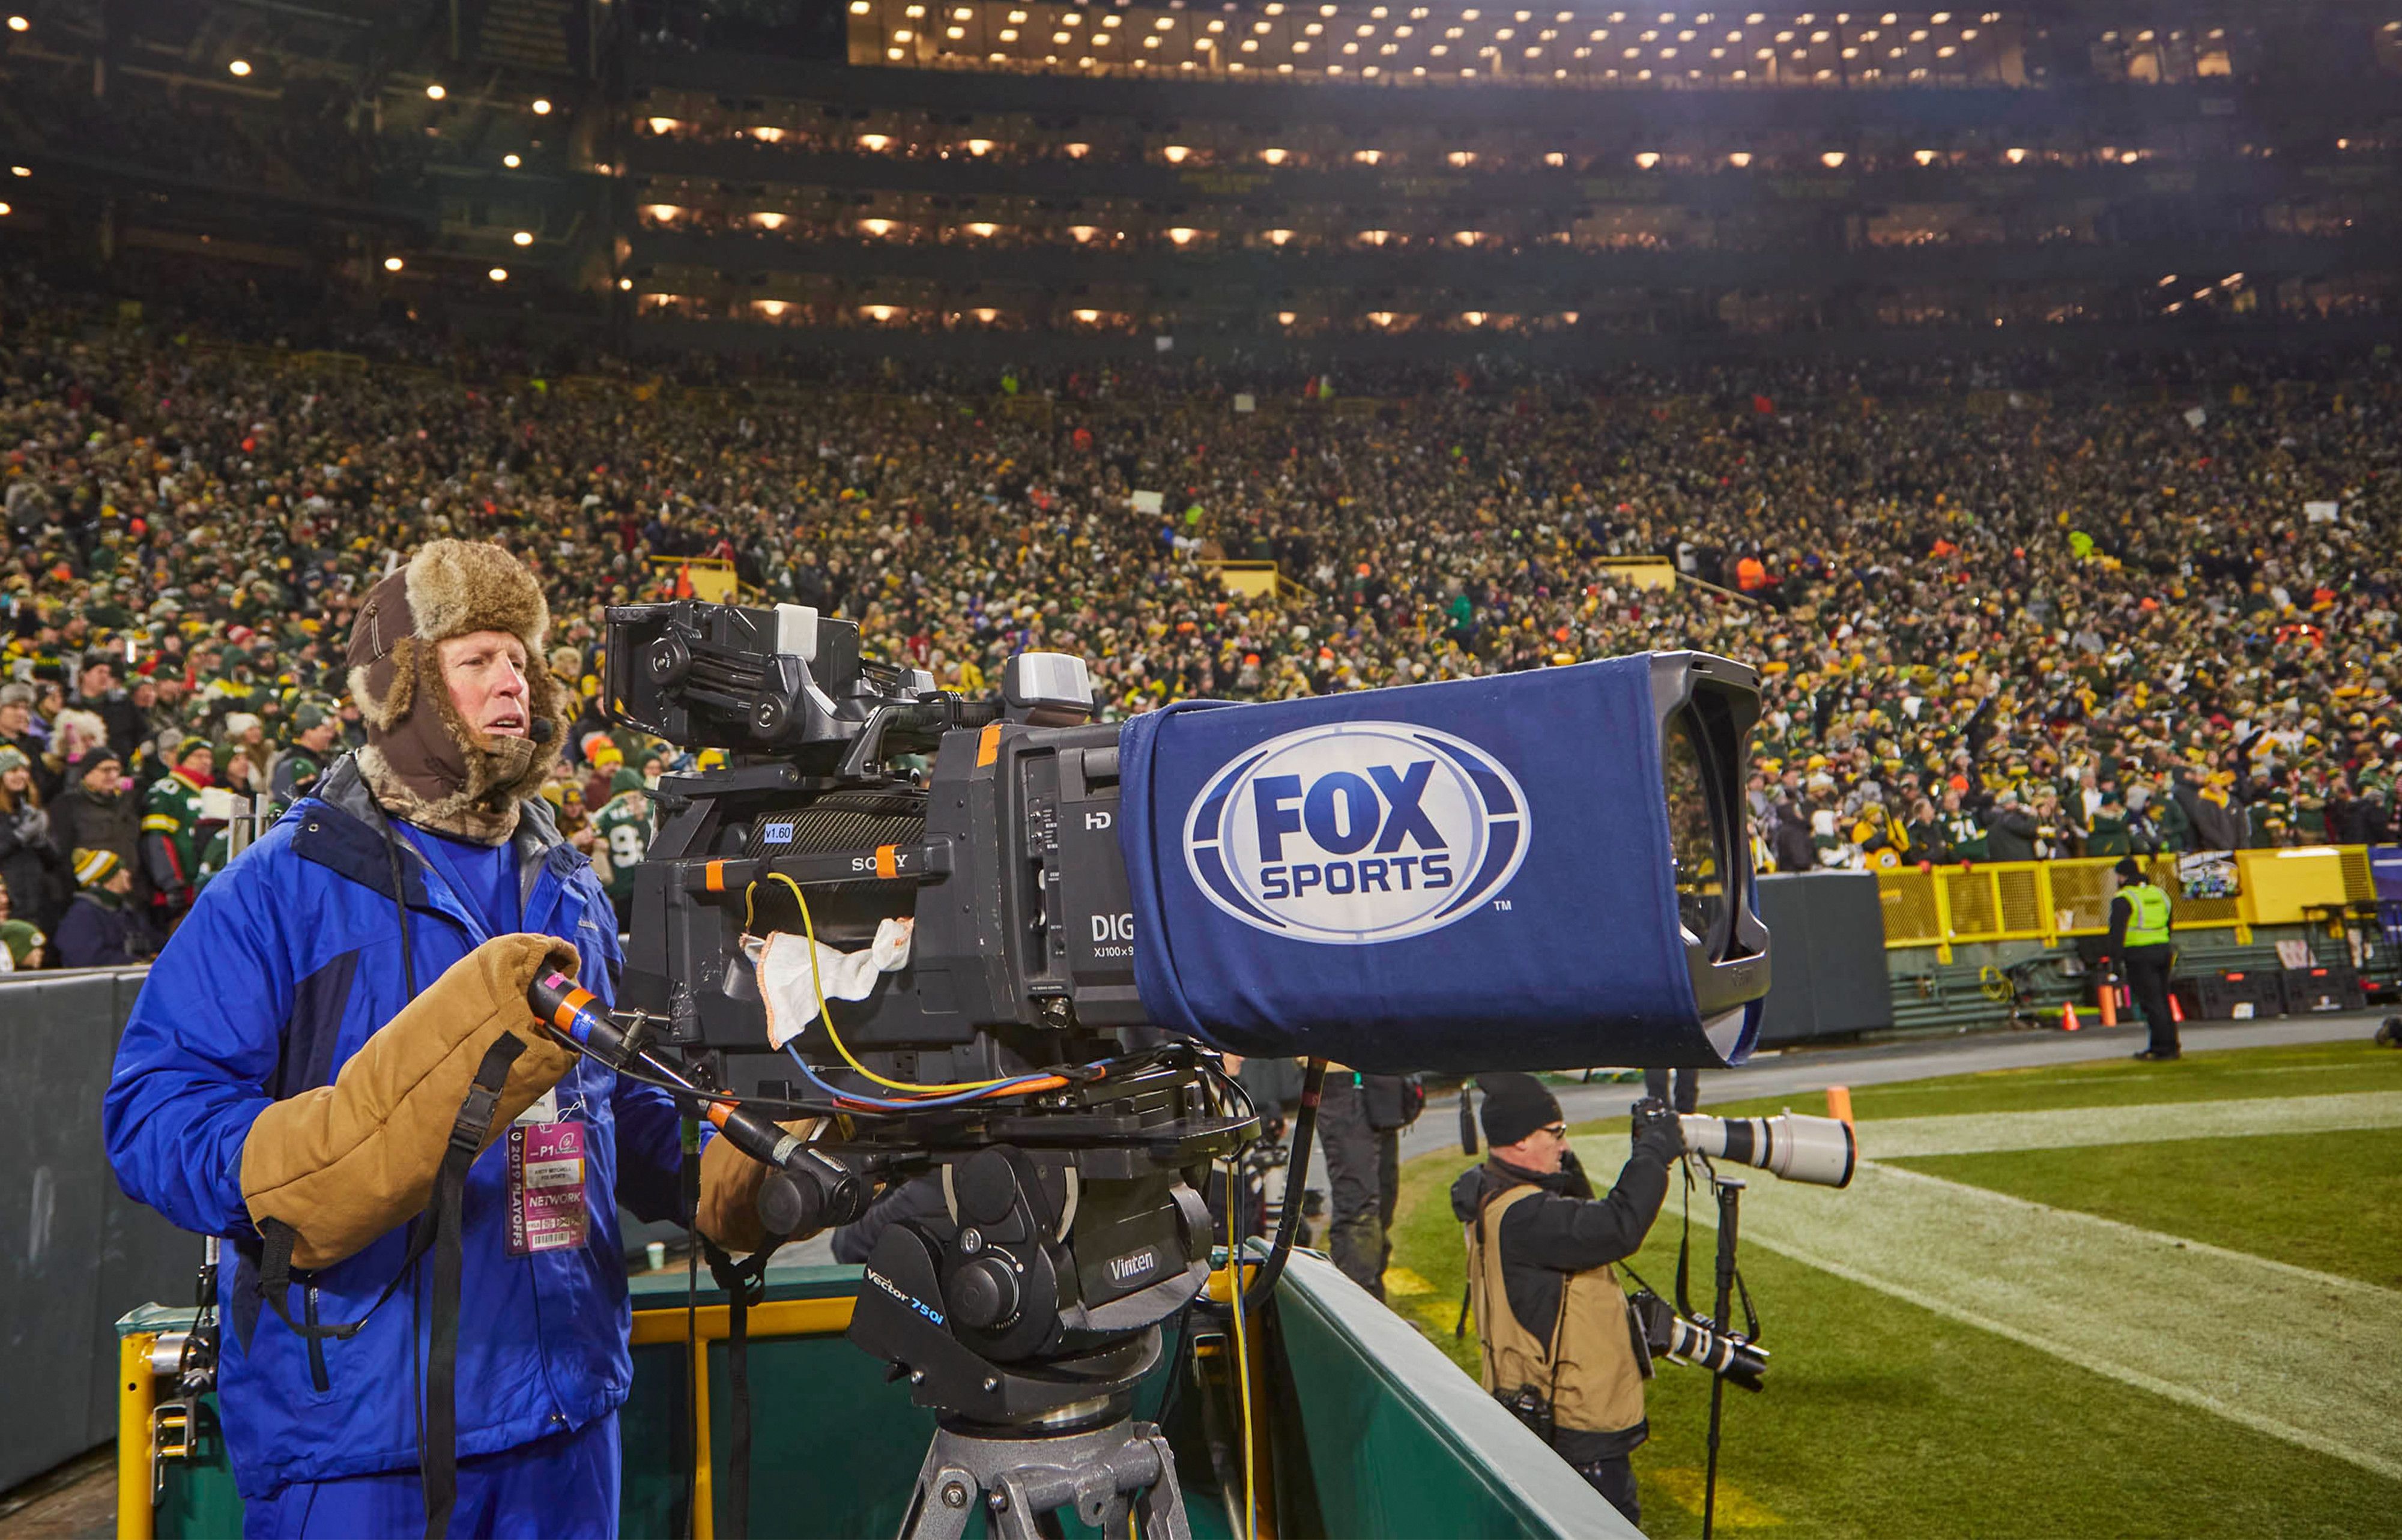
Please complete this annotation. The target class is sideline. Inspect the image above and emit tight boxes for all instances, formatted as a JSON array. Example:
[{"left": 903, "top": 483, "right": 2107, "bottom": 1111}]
[{"left": 1569, "top": 1108, "right": 2402, "bottom": 1484}]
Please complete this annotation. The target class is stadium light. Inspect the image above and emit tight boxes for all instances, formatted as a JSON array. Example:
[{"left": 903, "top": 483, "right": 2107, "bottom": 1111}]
[
  {"left": 504, "top": 153, "right": 522, "bottom": 168},
  {"left": 488, "top": 267, "right": 508, "bottom": 282},
  {"left": 619, "top": 277, "right": 633, "bottom": 290},
  {"left": 1462, "top": 310, "right": 1487, "bottom": 325},
  {"left": 426, "top": 83, "right": 446, "bottom": 100},
  {"left": 8, "top": 165, "right": 26, "bottom": 178},
  {"left": 1263, "top": 228, "right": 1295, "bottom": 244},
  {"left": 1163, "top": 144, "right": 1192, "bottom": 162},
  {"left": 0, "top": 202, "right": 10, "bottom": 217},
  {"left": 228, "top": 59, "right": 252, "bottom": 77},
  {"left": 1065, "top": 142, "right": 1091, "bottom": 157},
  {"left": 1914, "top": 148, "right": 1937, "bottom": 165},
  {"left": 1277, "top": 310, "right": 1297, "bottom": 324},
  {"left": 1820, "top": 151, "right": 1846, "bottom": 168},
  {"left": 859, "top": 134, "right": 892, "bottom": 152},
  {"left": 532, "top": 98, "right": 552, "bottom": 114},
  {"left": 1726, "top": 151, "right": 1753, "bottom": 167},
  {"left": 5, "top": 14, "right": 26, "bottom": 30},
  {"left": 1167, "top": 226, "right": 1199, "bottom": 244},
  {"left": 512, "top": 231, "right": 534, "bottom": 246},
  {"left": 1634, "top": 151, "right": 1661, "bottom": 168},
  {"left": 383, "top": 256, "right": 404, "bottom": 272},
  {"left": 967, "top": 138, "right": 994, "bottom": 154},
  {"left": 1260, "top": 146, "right": 1289, "bottom": 164}
]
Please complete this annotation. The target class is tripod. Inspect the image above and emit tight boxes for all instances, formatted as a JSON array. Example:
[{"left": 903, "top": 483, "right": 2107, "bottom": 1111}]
[
  {"left": 898, "top": 1395, "right": 1191, "bottom": 1540},
  {"left": 1701, "top": 1173, "right": 1744, "bottom": 1540}
]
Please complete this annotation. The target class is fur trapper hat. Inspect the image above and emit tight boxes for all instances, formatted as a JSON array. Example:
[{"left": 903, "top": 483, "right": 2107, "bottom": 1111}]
[{"left": 346, "top": 541, "right": 563, "bottom": 844}]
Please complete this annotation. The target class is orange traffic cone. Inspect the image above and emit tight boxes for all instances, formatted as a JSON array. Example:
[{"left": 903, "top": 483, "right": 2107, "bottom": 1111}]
[
  {"left": 2098, "top": 981, "right": 2118, "bottom": 1028},
  {"left": 2060, "top": 1001, "right": 2081, "bottom": 1033}
]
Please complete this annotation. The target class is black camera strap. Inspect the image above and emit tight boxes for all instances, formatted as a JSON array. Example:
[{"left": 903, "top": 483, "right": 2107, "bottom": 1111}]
[
  {"left": 252, "top": 1033, "right": 525, "bottom": 1540},
  {"left": 701, "top": 1233, "right": 787, "bottom": 1540}
]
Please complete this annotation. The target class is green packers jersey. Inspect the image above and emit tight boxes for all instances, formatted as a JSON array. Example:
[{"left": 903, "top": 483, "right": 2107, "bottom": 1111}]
[
  {"left": 142, "top": 771, "right": 210, "bottom": 884},
  {"left": 594, "top": 790, "right": 652, "bottom": 899}
]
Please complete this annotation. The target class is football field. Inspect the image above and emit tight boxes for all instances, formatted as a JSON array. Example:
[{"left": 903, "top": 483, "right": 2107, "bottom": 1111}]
[{"left": 1384, "top": 1039, "right": 2402, "bottom": 1538}]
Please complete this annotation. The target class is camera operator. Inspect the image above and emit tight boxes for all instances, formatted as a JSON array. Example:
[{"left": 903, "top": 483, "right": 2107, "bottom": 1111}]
[
  {"left": 103, "top": 542, "right": 798, "bottom": 1539},
  {"left": 1452, "top": 1074, "right": 1684, "bottom": 1529}
]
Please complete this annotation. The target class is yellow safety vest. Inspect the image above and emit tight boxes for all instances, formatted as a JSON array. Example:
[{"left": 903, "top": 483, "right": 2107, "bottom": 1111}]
[{"left": 2123, "top": 882, "right": 2172, "bottom": 948}]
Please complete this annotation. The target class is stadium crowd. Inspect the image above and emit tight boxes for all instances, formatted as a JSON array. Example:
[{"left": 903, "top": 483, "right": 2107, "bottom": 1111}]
[{"left": 3, "top": 268, "right": 2398, "bottom": 967}]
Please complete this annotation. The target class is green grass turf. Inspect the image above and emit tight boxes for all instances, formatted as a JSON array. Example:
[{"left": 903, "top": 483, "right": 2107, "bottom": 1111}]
[
  {"left": 1687, "top": 1037, "right": 2402, "bottom": 1123},
  {"left": 1384, "top": 1040, "right": 2402, "bottom": 1538},
  {"left": 1884, "top": 1126, "right": 2402, "bottom": 1291}
]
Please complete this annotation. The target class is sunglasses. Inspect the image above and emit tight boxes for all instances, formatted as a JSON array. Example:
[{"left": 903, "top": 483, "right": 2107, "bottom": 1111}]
[{"left": 1538, "top": 1123, "right": 1570, "bottom": 1140}]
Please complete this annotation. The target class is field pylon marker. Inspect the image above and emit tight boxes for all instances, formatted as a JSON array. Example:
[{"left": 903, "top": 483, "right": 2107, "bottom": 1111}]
[{"left": 2060, "top": 1001, "right": 2081, "bottom": 1032}]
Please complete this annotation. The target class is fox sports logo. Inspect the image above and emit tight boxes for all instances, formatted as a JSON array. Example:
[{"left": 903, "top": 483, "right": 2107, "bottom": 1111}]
[{"left": 1184, "top": 722, "right": 1529, "bottom": 944}]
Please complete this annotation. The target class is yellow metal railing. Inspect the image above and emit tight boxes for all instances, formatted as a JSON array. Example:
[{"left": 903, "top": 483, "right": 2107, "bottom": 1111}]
[{"left": 1875, "top": 847, "right": 2380, "bottom": 959}]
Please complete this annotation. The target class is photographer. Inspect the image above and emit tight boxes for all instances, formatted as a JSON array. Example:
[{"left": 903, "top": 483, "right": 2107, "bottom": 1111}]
[
  {"left": 103, "top": 542, "right": 795, "bottom": 1540},
  {"left": 1452, "top": 1073, "right": 1684, "bottom": 1528}
]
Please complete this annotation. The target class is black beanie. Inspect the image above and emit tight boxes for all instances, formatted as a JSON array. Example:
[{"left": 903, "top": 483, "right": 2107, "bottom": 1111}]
[
  {"left": 1478, "top": 1073, "right": 1563, "bottom": 1149},
  {"left": 2114, "top": 856, "right": 2144, "bottom": 880}
]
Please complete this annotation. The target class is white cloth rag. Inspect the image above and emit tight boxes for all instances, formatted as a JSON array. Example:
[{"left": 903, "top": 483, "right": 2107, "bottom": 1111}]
[{"left": 743, "top": 918, "right": 915, "bottom": 1050}]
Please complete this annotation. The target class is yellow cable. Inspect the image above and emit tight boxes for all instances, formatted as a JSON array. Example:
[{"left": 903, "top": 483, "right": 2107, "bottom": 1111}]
[
  {"left": 1224, "top": 1160, "right": 1258, "bottom": 1540},
  {"left": 754, "top": 874, "right": 1017, "bottom": 1094}
]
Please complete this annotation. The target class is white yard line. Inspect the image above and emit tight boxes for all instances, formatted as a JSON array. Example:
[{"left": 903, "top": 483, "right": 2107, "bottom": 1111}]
[
  {"left": 1572, "top": 1116, "right": 2402, "bottom": 1484},
  {"left": 1851, "top": 1090, "right": 2402, "bottom": 1158}
]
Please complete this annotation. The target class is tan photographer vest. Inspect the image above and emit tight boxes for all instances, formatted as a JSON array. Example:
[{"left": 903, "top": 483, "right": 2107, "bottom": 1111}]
[{"left": 1466, "top": 1182, "right": 1647, "bottom": 1439}]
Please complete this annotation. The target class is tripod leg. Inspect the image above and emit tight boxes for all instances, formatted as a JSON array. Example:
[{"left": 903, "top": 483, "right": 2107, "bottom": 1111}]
[
  {"left": 1134, "top": 1429, "right": 1193, "bottom": 1540},
  {"left": 894, "top": 1454, "right": 979, "bottom": 1540}
]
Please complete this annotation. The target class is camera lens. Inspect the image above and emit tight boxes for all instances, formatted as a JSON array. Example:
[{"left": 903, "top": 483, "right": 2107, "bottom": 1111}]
[{"left": 1663, "top": 710, "right": 1729, "bottom": 961}]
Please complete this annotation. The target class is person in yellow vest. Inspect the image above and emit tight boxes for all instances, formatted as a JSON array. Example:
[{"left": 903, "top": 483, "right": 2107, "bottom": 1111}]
[
  {"left": 2105, "top": 856, "right": 2179, "bottom": 1060},
  {"left": 1451, "top": 1073, "right": 1683, "bottom": 1527}
]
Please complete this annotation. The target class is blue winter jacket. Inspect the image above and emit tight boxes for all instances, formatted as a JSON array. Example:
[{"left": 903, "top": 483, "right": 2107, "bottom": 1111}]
[{"left": 103, "top": 756, "right": 687, "bottom": 1500}]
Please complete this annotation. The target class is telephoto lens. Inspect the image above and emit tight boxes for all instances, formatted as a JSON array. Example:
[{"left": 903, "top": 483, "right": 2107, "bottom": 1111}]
[
  {"left": 1678, "top": 1111, "right": 1857, "bottom": 1188},
  {"left": 1630, "top": 1290, "right": 1768, "bottom": 1392}
]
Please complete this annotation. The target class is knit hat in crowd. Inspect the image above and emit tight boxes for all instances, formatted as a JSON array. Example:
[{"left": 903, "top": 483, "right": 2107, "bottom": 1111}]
[
  {"left": 346, "top": 539, "right": 560, "bottom": 844},
  {"left": 173, "top": 734, "right": 212, "bottom": 770},
  {"left": 73, "top": 847, "right": 124, "bottom": 888},
  {"left": 0, "top": 746, "right": 27, "bottom": 776},
  {"left": 0, "top": 919, "right": 42, "bottom": 967},
  {"left": 1477, "top": 1072, "right": 1564, "bottom": 1150}
]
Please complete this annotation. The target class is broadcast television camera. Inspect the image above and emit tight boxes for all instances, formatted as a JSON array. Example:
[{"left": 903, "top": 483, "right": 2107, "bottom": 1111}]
[{"left": 565, "top": 598, "right": 1773, "bottom": 1534}]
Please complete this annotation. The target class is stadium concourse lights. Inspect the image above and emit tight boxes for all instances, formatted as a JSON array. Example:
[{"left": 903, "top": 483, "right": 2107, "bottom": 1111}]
[
  {"left": 0, "top": 202, "right": 10, "bottom": 217},
  {"left": 383, "top": 256, "right": 404, "bottom": 272},
  {"left": 512, "top": 231, "right": 534, "bottom": 246},
  {"left": 426, "top": 83, "right": 446, "bottom": 100},
  {"left": 5, "top": 14, "right": 26, "bottom": 30},
  {"left": 531, "top": 98, "right": 552, "bottom": 114},
  {"left": 488, "top": 267, "right": 508, "bottom": 282},
  {"left": 503, "top": 153, "right": 521, "bottom": 168},
  {"left": 228, "top": 59, "right": 252, "bottom": 77}
]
